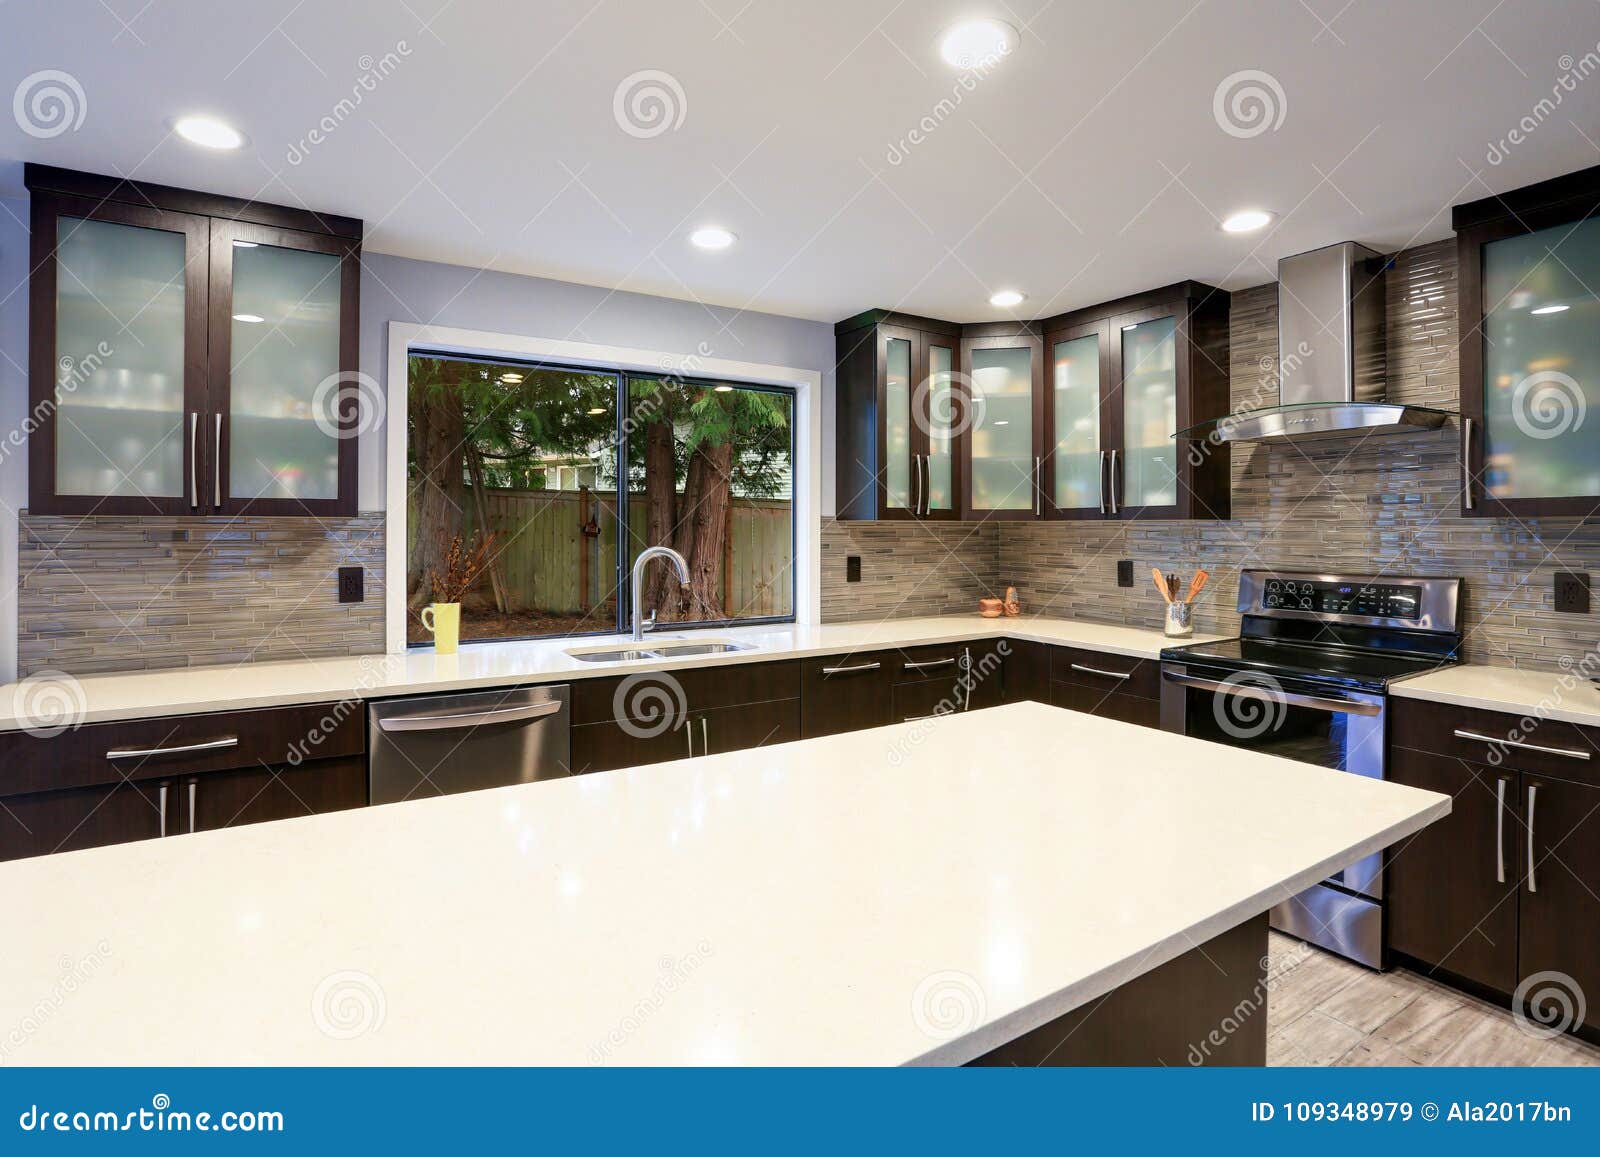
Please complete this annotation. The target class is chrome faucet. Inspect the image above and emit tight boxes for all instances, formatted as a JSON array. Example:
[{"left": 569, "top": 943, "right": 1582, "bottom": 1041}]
[{"left": 631, "top": 546, "right": 690, "bottom": 641}]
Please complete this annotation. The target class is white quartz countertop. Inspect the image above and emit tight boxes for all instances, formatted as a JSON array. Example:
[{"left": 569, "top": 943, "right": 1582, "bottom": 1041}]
[
  {"left": 1393, "top": 662, "right": 1600, "bottom": 728},
  {"left": 0, "top": 702, "right": 1447, "bottom": 1066},
  {"left": 0, "top": 616, "right": 1221, "bottom": 732}
]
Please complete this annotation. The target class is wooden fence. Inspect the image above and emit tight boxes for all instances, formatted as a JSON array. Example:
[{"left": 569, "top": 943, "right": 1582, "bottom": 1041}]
[{"left": 409, "top": 487, "right": 793, "bottom": 619}]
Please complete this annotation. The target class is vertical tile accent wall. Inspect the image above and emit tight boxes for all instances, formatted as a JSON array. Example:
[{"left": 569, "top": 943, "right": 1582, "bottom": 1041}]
[
  {"left": 821, "top": 518, "right": 1000, "bottom": 622},
  {"left": 17, "top": 513, "right": 385, "bottom": 676},
  {"left": 998, "top": 240, "right": 1600, "bottom": 670}
]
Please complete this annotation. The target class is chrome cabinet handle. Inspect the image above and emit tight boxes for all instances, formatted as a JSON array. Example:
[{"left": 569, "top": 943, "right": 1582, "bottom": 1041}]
[
  {"left": 1526, "top": 783, "right": 1538, "bottom": 893},
  {"left": 684, "top": 719, "right": 693, "bottom": 758},
  {"left": 1453, "top": 729, "right": 1590, "bottom": 761},
  {"left": 1462, "top": 416, "right": 1475, "bottom": 511},
  {"left": 158, "top": 782, "right": 168, "bottom": 838},
  {"left": 1108, "top": 449, "right": 1120, "bottom": 515},
  {"left": 213, "top": 413, "right": 223, "bottom": 510},
  {"left": 1071, "top": 662, "right": 1132, "bottom": 681},
  {"left": 911, "top": 452, "right": 921, "bottom": 517},
  {"left": 377, "top": 700, "right": 562, "bottom": 733},
  {"left": 821, "top": 662, "right": 881, "bottom": 675},
  {"left": 1495, "top": 776, "right": 1507, "bottom": 885},
  {"left": 923, "top": 455, "right": 932, "bottom": 516},
  {"left": 903, "top": 658, "right": 956, "bottom": 671},
  {"left": 700, "top": 716, "right": 708, "bottom": 755},
  {"left": 108, "top": 736, "right": 239, "bottom": 760},
  {"left": 188, "top": 412, "right": 199, "bottom": 508},
  {"left": 188, "top": 779, "right": 197, "bottom": 834},
  {"left": 1098, "top": 450, "right": 1108, "bottom": 514},
  {"left": 1034, "top": 456, "right": 1042, "bottom": 516},
  {"left": 1161, "top": 670, "right": 1382, "bottom": 716},
  {"left": 962, "top": 647, "right": 972, "bottom": 710}
]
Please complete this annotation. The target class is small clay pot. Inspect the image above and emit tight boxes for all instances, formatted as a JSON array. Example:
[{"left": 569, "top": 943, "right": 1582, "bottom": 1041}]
[{"left": 978, "top": 598, "right": 1004, "bottom": 618}]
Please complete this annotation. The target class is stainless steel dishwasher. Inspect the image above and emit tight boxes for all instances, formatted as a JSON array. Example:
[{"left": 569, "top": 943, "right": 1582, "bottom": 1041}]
[{"left": 368, "top": 685, "right": 570, "bottom": 805}]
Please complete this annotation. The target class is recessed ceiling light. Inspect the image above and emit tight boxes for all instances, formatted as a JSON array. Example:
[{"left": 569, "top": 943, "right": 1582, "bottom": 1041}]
[
  {"left": 586, "top": 407, "right": 608, "bottom": 415},
  {"left": 713, "top": 384, "right": 734, "bottom": 393},
  {"left": 1531, "top": 304, "right": 1570, "bottom": 315},
  {"left": 499, "top": 372, "right": 524, "bottom": 384},
  {"left": 689, "top": 226, "right": 737, "bottom": 251},
  {"left": 231, "top": 313, "right": 264, "bottom": 324},
  {"left": 1220, "top": 209, "right": 1273, "bottom": 233},
  {"left": 939, "top": 18, "right": 1019, "bottom": 68},
  {"left": 989, "top": 289, "right": 1026, "bottom": 308},
  {"left": 172, "top": 115, "right": 245, "bottom": 150}
]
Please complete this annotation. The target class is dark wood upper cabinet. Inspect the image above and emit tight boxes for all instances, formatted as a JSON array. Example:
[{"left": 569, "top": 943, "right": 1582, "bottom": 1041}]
[
  {"left": 834, "top": 311, "right": 965, "bottom": 521},
  {"left": 24, "top": 165, "right": 362, "bottom": 517},
  {"left": 1455, "top": 163, "right": 1600, "bottom": 518},
  {"left": 834, "top": 283, "right": 1230, "bottom": 524}
]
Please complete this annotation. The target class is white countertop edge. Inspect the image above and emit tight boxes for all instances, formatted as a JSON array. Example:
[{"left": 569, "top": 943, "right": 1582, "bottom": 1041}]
[
  {"left": 1390, "top": 664, "right": 1600, "bottom": 729},
  {"left": 1, "top": 616, "right": 1222, "bottom": 733},
  {"left": 911, "top": 793, "right": 1451, "bottom": 1067}
]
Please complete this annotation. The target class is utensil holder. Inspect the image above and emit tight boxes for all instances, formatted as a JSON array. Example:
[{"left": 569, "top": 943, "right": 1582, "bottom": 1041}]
[{"left": 1163, "top": 601, "right": 1193, "bottom": 638}]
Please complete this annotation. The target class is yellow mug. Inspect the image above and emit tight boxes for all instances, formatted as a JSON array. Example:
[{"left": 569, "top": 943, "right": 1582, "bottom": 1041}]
[{"left": 420, "top": 602, "right": 461, "bottom": 655}]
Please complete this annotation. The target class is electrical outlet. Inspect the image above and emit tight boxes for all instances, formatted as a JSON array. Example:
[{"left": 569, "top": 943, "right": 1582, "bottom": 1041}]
[
  {"left": 1554, "top": 571, "right": 1590, "bottom": 614},
  {"left": 1116, "top": 560, "right": 1134, "bottom": 588},
  {"left": 846, "top": 555, "right": 861, "bottom": 583},
  {"left": 338, "top": 565, "right": 364, "bottom": 604}
]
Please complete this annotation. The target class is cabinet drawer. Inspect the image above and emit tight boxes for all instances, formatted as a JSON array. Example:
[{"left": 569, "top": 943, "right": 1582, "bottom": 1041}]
[
  {"left": 1049, "top": 646, "right": 1158, "bottom": 700},
  {"left": 893, "top": 643, "right": 970, "bottom": 683},
  {"left": 1048, "top": 680, "right": 1160, "bottom": 729},
  {"left": 188, "top": 756, "right": 367, "bottom": 832},
  {"left": 800, "top": 652, "right": 895, "bottom": 738},
  {"left": 570, "top": 660, "right": 800, "bottom": 725},
  {"left": 0, "top": 701, "right": 365, "bottom": 797},
  {"left": 1391, "top": 698, "right": 1600, "bottom": 785}
]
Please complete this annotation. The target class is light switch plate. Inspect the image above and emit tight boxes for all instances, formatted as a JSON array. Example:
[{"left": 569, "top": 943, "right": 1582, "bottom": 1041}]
[{"left": 338, "top": 565, "right": 364, "bottom": 604}]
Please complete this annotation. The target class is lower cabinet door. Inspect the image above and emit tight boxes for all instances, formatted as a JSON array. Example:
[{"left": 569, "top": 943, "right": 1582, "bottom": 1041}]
[
  {"left": 0, "top": 780, "right": 169, "bottom": 862},
  {"left": 1386, "top": 747, "right": 1519, "bottom": 994},
  {"left": 569, "top": 718, "right": 691, "bottom": 774},
  {"left": 799, "top": 654, "right": 894, "bottom": 738},
  {"left": 1047, "top": 680, "right": 1159, "bottom": 728},
  {"left": 699, "top": 698, "right": 800, "bottom": 756},
  {"left": 187, "top": 756, "right": 367, "bottom": 831},
  {"left": 1518, "top": 774, "right": 1600, "bottom": 1033},
  {"left": 1003, "top": 640, "right": 1050, "bottom": 704},
  {"left": 892, "top": 679, "right": 958, "bottom": 722}
]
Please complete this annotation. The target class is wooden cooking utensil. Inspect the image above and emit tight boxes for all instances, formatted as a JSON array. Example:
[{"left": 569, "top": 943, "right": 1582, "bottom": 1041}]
[
  {"left": 1152, "top": 567, "right": 1172, "bottom": 603},
  {"left": 1184, "top": 570, "right": 1209, "bottom": 604}
]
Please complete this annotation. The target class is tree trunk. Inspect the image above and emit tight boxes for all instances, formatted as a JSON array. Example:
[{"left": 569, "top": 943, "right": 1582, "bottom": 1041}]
[
  {"left": 641, "top": 416, "right": 678, "bottom": 613},
  {"left": 464, "top": 443, "right": 509, "bottom": 614},
  {"left": 408, "top": 386, "right": 466, "bottom": 608},
  {"left": 670, "top": 441, "right": 732, "bottom": 621}
]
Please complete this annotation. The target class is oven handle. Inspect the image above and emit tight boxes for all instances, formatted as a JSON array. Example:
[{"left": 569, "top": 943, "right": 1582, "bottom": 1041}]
[
  {"left": 377, "top": 699, "right": 563, "bottom": 733},
  {"left": 1160, "top": 670, "right": 1383, "bottom": 716}
]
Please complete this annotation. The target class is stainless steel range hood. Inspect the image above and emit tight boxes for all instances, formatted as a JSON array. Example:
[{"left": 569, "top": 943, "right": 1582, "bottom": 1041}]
[{"left": 1180, "top": 242, "right": 1455, "bottom": 443}]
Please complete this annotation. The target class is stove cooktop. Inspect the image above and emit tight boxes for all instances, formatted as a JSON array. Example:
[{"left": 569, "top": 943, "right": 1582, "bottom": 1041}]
[{"left": 1159, "top": 636, "right": 1457, "bottom": 693}]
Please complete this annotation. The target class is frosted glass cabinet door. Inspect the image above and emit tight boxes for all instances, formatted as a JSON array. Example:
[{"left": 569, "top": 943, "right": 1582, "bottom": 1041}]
[
  {"left": 882, "top": 334, "right": 914, "bottom": 513},
  {"left": 1050, "top": 332, "right": 1103, "bottom": 512},
  {"left": 52, "top": 215, "right": 191, "bottom": 501},
  {"left": 925, "top": 343, "right": 955, "bottom": 512},
  {"left": 1119, "top": 316, "right": 1178, "bottom": 510},
  {"left": 224, "top": 240, "right": 344, "bottom": 503},
  {"left": 1480, "top": 217, "right": 1600, "bottom": 501},
  {"left": 966, "top": 343, "right": 1039, "bottom": 513}
]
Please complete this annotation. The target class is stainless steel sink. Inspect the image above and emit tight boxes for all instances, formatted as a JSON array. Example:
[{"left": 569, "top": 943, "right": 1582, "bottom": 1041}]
[{"left": 565, "top": 639, "right": 754, "bottom": 663}]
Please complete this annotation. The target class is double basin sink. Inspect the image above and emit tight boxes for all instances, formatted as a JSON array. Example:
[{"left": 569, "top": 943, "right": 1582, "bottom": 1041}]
[{"left": 564, "top": 638, "right": 755, "bottom": 664}]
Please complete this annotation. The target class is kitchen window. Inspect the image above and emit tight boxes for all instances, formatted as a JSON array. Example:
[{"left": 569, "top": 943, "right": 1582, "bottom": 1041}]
[{"left": 405, "top": 351, "right": 795, "bottom": 646}]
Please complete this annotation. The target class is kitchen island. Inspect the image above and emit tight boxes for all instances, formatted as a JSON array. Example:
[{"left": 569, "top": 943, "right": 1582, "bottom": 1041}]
[{"left": 0, "top": 703, "right": 1447, "bottom": 1066}]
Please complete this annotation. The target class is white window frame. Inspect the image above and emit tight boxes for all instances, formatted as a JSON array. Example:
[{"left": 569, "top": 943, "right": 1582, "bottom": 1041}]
[{"left": 383, "top": 322, "right": 821, "bottom": 653}]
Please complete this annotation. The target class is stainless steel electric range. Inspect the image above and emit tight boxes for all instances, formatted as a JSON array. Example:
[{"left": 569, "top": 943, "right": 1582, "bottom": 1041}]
[{"left": 1159, "top": 569, "right": 1464, "bottom": 968}]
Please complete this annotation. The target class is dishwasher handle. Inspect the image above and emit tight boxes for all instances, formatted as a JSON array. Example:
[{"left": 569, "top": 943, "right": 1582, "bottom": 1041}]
[{"left": 376, "top": 698, "right": 564, "bottom": 733}]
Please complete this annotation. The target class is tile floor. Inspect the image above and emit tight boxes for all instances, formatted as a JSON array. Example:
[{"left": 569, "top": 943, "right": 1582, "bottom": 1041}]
[{"left": 1265, "top": 933, "right": 1600, "bottom": 1067}]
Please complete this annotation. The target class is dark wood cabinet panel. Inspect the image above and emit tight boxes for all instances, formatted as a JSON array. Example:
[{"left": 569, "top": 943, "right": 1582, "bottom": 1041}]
[
  {"left": 799, "top": 653, "right": 895, "bottom": 738},
  {"left": 1049, "top": 645, "right": 1159, "bottom": 700},
  {"left": 1048, "top": 680, "right": 1160, "bottom": 729},
  {"left": 186, "top": 756, "right": 366, "bottom": 832},
  {"left": 570, "top": 661, "right": 800, "bottom": 725},
  {"left": 1518, "top": 774, "right": 1600, "bottom": 1034},
  {"left": 0, "top": 701, "right": 365, "bottom": 797},
  {"left": 698, "top": 698, "right": 800, "bottom": 756},
  {"left": 1390, "top": 697, "right": 1600, "bottom": 786},
  {"left": 1002, "top": 639, "right": 1050, "bottom": 704},
  {"left": 0, "top": 780, "right": 169, "bottom": 863},
  {"left": 569, "top": 717, "right": 689, "bottom": 775},
  {"left": 1386, "top": 746, "right": 1519, "bottom": 994}
]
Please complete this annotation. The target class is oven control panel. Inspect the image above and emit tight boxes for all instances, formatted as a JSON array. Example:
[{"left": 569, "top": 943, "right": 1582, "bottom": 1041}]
[{"left": 1261, "top": 578, "right": 1421, "bottom": 620}]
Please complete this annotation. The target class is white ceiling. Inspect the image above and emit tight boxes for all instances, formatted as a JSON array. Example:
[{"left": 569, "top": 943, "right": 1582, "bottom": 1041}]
[{"left": 4, "top": 0, "right": 1599, "bottom": 323}]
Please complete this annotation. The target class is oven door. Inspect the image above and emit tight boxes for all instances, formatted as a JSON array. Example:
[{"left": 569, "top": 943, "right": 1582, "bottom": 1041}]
[{"left": 1159, "top": 663, "right": 1387, "bottom": 899}]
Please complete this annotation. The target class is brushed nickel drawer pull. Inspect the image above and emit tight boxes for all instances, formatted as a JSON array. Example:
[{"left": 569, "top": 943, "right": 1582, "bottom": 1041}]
[
  {"left": 700, "top": 716, "right": 708, "bottom": 754},
  {"left": 158, "top": 782, "right": 168, "bottom": 837},
  {"left": 188, "top": 412, "right": 199, "bottom": 508},
  {"left": 1526, "top": 783, "right": 1538, "bottom": 893},
  {"left": 1453, "top": 729, "right": 1590, "bottom": 761},
  {"left": 188, "top": 779, "right": 197, "bottom": 833},
  {"left": 377, "top": 700, "right": 561, "bottom": 733},
  {"left": 214, "top": 412, "right": 223, "bottom": 510},
  {"left": 911, "top": 452, "right": 921, "bottom": 517},
  {"left": 108, "top": 736, "right": 239, "bottom": 760},
  {"left": 1462, "top": 416, "right": 1475, "bottom": 511},
  {"left": 1034, "top": 456, "right": 1042, "bottom": 516},
  {"left": 1071, "top": 662, "right": 1131, "bottom": 681},
  {"left": 684, "top": 720, "right": 693, "bottom": 758},
  {"left": 903, "top": 658, "right": 956, "bottom": 671},
  {"left": 821, "top": 662, "right": 882, "bottom": 675},
  {"left": 1495, "top": 777, "right": 1507, "bottom": 885}
]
